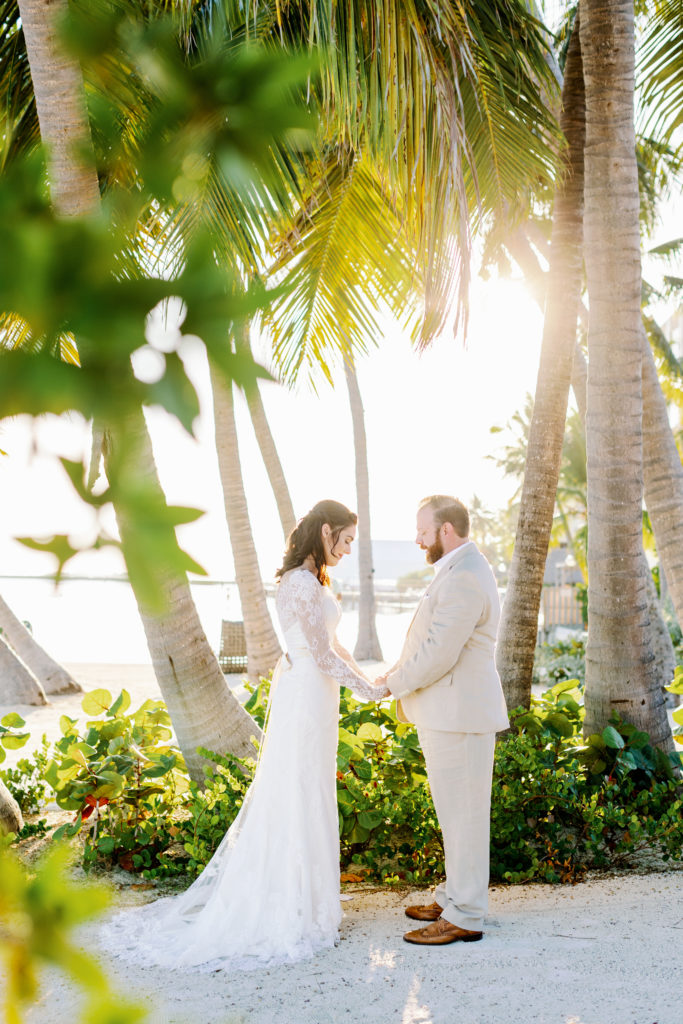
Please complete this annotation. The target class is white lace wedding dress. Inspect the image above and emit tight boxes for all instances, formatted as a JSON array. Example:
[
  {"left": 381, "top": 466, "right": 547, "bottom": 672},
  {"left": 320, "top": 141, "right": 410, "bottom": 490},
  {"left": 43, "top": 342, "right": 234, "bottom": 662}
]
[{"left": 101, "top": 568, "right": 383, "bottom": 971}]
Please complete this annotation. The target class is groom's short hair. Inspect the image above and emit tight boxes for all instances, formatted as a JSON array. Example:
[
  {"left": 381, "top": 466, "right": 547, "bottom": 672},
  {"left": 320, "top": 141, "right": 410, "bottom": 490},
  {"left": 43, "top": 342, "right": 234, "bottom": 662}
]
[{"left": 419, "top": 495, "right": 470, "bottom": 538}]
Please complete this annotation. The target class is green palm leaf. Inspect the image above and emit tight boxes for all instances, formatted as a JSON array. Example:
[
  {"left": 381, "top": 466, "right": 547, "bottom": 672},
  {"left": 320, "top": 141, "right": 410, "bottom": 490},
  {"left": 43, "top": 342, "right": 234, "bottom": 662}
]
[
  {"left": 639, "top": 0, "right": 683, "bottom": 145},
  {"left": 262, "top": 152, "right": 420, "bottom": 385},
  {"left": 0, "top": 0, "right": 38, "bottom": 169}
]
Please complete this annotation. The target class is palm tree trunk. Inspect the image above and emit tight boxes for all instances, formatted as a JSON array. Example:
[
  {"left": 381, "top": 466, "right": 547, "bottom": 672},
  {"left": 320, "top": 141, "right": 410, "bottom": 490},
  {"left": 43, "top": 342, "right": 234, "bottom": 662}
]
[
  {"left": 0, "top": 778, "right": 23, "bottom": 835},
  {"left": 343, "top": 359, "right": 383, "bottom": 661},
  {"left": 0, "top": 594, "right": 80, "bottom": 695},
  {"left": 0, "top": 634, "right": 47, "bottom": 705},
  {"left": 580, "top": 0, "right": 671, "bottom": 748},
  {"left": 211, "top": 367, "right": 282, "bottom": 679},
  {"left": 16, "top": 0, "right": 100, "bottom": 216},
  {"left": 641, "top": 328, "right": 683, "bottom": 630},
  {"left": 495, "top": 14, "right": 585, "bottom": 711},
  {"left": 246, "top": 384, "right": 296, "bottom": 539},
  {"left": 110, "top": 408, "right": 262, "bottom": 783}
]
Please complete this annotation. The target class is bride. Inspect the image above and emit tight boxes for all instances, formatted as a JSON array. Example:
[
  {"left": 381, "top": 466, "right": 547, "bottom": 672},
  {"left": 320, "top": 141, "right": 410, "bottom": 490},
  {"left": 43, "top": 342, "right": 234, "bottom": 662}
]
[{"left": 103, "top": 500, "right": 387, "bottom": 970}]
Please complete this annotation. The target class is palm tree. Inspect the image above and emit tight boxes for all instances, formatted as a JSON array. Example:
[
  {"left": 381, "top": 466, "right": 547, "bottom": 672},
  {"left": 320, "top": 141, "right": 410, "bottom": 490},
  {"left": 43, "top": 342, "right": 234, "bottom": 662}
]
[
  {"left": 12, "top": 0, "right": 263, "bottom": 779},
  {"left": 344, "top": 357, "right": 382, "bottom": 661},
  {"left": 153, "top": 0, "right": 560, "bottom": 687},
  {"left": 245, "top": 381, "right": 296, "bottom": 539},
  {"left": 0, "top": 633, "right": 46, "bottom": 704},
  {"left": 0, "top": 594, "right": 80, "bottom": 694},
  {"left": 495, "top": 10, "right": 585, "bottom": 712},
  {"left": 211, "top": 365, "right": 283, "bottom": 679},
  {"left": 112, "top": 406, "right": 262, "bottom": 781},
  {"left": 579, "top": 0, "right": 671, "bottom": 747},
  {"left": 0, "top": 777, "right": 22, "bottom": 833}
]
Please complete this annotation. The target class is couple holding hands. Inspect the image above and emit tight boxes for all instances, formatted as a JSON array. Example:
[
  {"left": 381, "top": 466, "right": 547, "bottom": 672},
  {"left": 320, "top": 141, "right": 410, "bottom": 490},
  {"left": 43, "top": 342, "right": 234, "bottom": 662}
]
[{"left": 107, "top": 494, "right": 509, "bottom": 971}]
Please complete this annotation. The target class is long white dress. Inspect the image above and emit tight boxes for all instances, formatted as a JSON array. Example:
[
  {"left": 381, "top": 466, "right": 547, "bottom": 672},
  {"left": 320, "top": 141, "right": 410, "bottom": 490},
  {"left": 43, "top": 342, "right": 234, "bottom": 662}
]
[{"left": 101, "top": 567, "right": 382, "bottom": 971}]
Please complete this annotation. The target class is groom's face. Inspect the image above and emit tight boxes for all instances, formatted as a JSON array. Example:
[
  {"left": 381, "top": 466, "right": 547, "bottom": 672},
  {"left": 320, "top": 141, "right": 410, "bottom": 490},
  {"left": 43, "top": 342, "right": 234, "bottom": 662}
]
[{"left": 416, "top": 507, "right": 444, "bottom": 565}]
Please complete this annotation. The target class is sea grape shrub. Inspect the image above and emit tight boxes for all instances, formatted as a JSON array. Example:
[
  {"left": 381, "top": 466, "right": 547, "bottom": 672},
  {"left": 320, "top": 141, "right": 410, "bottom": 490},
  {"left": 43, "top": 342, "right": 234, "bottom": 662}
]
[
  {"left": 45, "top": 688, "right": 190, "bottom": 871},
  {"left": 4, "top": 736, "right": 50, "bottom": 815},
  {"left": 25, "top": 677, "right": 683, "bottom": 884}
]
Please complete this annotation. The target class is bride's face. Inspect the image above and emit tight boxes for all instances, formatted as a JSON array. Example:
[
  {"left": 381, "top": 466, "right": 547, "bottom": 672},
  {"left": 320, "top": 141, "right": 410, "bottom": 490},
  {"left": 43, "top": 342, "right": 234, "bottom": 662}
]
[{"left": 322, "top": 522, "right": 357, "bottom": 566}]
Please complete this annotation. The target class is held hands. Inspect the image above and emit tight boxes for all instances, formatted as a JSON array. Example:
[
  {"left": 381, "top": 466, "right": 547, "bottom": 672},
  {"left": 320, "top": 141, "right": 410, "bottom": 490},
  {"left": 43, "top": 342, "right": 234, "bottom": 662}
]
[{"left": 369, "top": 673, "right": 390, "bottom": 700}]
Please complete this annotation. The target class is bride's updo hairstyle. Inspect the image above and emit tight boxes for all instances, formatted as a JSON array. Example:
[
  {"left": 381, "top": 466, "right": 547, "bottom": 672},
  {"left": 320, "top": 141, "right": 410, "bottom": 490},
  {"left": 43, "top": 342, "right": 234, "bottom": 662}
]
[{"left": 276, "top": 500, "right": 357, "bottom": 586}]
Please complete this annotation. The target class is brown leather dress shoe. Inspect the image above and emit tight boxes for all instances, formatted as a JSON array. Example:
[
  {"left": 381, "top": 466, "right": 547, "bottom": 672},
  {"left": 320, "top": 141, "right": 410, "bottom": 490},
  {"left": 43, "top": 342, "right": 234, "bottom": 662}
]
[
  {"left": 403, "top": 918, "right": 483, "bottom": 945},
  {"left": 404, "top": 900, "right": 443, "bottom": 922}
]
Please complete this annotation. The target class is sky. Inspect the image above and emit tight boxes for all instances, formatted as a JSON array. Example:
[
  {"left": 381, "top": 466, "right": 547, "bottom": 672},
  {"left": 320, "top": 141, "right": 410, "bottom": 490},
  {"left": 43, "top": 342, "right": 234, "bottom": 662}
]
[
  {"left": 2, "top": 199, "right": 682, "bottom": 588},
  {"left": 0, "top": 272, "right": 547, "bottom": 584}
]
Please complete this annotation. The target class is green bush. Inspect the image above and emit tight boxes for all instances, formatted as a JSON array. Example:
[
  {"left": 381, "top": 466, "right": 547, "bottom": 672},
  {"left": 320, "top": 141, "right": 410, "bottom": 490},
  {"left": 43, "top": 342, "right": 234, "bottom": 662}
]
[
  {"left": 336, "top": 677, "right": 683, "bottom": 885},
  {"left": 140, "top": 747, "right": 255, "bottom": 880},
  {"left": 16, "top": 676, "right": 683, "bottom": 887},
  {"left": 3, "top": 736, "right": 50, "bottom": 815},
  {"left": 44, "top": 689, "right": 190, "bottom": 871}
]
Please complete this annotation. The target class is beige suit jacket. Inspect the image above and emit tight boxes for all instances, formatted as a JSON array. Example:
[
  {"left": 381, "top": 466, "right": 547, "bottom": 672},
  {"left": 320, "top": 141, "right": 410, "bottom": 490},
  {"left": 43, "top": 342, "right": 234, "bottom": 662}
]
[{"left": 386, "top": 542, "right": 510, "bottom": 733}]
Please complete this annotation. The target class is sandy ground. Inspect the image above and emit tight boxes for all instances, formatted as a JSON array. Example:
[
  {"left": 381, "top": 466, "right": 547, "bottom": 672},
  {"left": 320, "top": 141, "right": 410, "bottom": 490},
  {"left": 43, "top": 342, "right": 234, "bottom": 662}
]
[
  {"left": 22, "top": 872, "right": 683, "bottom": 1024},
  {"left": 4, "top": 666, "right": 683, "bottom": 1023}
]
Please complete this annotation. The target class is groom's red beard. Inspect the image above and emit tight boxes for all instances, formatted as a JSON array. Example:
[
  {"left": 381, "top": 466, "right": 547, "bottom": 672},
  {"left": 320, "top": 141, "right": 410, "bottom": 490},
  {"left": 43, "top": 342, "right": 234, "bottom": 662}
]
[{"left": 424, "top": 535, "right": 444, "bottom": 565}]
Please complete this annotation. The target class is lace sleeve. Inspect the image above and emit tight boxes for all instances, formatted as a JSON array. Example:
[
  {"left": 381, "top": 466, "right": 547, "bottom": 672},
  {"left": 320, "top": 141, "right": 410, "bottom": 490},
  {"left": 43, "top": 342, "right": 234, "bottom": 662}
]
[{"left": 284, "top": 571, "right": 387, "bottom": 701}]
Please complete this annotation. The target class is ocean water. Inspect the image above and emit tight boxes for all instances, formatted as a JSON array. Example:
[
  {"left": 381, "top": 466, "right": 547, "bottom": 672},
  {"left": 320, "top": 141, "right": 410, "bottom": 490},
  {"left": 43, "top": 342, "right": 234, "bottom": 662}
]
[{"left": 0, "top": 577, "right": 416, "bottom": 667}]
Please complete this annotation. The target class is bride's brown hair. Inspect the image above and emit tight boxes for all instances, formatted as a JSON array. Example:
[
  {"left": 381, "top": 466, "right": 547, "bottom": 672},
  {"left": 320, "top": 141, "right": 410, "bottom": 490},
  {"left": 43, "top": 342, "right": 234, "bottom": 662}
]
[{"left": 276, "top": 500, "right": 358, "bottom": 586}]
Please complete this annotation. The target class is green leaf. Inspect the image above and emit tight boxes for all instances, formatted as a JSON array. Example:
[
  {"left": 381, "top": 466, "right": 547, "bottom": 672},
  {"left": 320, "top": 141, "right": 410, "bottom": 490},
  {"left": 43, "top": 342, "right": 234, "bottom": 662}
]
[
  {"left": 347, "top": 822, "right": 370, "bottom": 845},
  {"left": 93, "top": 771, "right": 126, "bottom": 798},
  {"left": 81, "top": 689, "right": 113, "bottom": 715},
  {"left": 549, "top": 678, "right": 582, "bottom": 697},
  {"left": 357, "top": 723, "right": 383, "bottom": 743},
  {"left": 544, "top": 713, "right": 575, "bottom": 738},
  {"left": 665, "top": 668, "right": 683, "bottom": 695},
  {"left": 515, "top": 713, "right": 543, "bottom": 734},
  {"left": 1, "top": 732, "right": 30, "bottom": 750},
  {"left": 109, "top": 690, "right": 131, "bottom": 717},
  {"left": 337, "top": 788, "right": 355, "bottom": 811},
  {"left": 629, "top": 730, "right": 651, "bottom": 749},
  {"left": 602, "top": 725, "right": 625, "bottom": 749},
  {"left": 1, "top": 713, "right": 26, "bottom": 728},
  {"left": 358, "top": 810, "right": 383, "bottom": 830}
]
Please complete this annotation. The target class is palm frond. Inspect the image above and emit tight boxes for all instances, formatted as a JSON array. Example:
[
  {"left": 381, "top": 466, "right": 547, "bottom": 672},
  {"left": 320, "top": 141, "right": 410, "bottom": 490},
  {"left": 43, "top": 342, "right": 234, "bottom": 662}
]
[
  {"left": 643, "top": 313, "right": 683, "bottom": 380},
  {"left": 0, "top": 311, "right": 79, "bottom": 363},
  {"left": 648, "top": 236, "right": 683, "bottom": 260},
  {"left": 255, "top": 0, "right": 560, "bottom": 341},
  {"left": 262, "top": 153, "right": 419, "bottom": 385},
  {"left": 0, "top": 0, "right": 39, "bottom": 169},
  {"left": 636, "top": 133, "right": 683, "bottom": 234},
  {"left": 638, "top": 0, "right": 683, "bottom": 146}
]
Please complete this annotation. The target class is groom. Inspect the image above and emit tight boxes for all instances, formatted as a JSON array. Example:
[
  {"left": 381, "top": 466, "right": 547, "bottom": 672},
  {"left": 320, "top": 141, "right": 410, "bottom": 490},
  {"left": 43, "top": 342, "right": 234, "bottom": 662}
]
[{"left": 376, "top": 495, "right": 509, "bottom": 945}]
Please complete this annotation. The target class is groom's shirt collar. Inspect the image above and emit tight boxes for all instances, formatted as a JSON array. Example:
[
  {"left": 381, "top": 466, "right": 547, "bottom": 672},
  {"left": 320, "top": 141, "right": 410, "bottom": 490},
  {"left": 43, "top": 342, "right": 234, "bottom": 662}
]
[{"left": 431, "top": 540, "right": 473, "bottom": 577}]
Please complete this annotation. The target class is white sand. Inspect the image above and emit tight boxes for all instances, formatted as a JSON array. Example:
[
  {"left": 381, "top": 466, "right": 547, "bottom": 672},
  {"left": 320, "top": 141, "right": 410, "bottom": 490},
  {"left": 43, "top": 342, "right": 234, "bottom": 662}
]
[{"left": 24, "top": 872, "right": 683, "bottom": 1024}]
